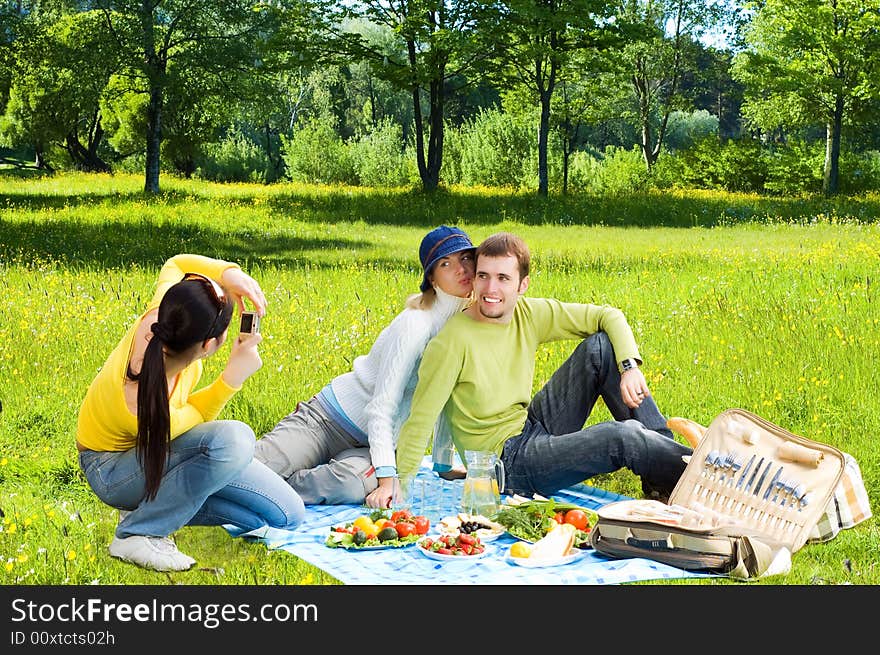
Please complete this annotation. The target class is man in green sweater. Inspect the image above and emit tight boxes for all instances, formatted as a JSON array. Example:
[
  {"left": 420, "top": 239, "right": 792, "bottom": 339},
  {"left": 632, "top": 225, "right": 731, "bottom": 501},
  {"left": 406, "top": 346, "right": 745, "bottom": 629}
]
[{"left": 395, "top": 232, "right": 692, "bottom": 500}]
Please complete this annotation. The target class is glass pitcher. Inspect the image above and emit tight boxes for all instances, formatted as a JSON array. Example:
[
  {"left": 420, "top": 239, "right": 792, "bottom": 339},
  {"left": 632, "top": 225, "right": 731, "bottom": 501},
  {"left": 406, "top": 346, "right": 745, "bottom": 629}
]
[{"left": 461, "top": 450, "right": 506, "bottom": 517}]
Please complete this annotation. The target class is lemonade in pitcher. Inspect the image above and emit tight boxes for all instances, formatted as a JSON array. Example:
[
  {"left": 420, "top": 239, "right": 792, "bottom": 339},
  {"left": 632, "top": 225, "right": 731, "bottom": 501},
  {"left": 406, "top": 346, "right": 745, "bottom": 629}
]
[{"left": 461, "top": 451, "right": 504, "bottom": 517}]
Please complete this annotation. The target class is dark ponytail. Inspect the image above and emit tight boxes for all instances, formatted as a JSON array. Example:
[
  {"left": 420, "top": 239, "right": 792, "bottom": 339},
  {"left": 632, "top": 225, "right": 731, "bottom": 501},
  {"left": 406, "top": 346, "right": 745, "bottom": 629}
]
[{"left": 128, "top": 275, "right": 233, "bottom": 500}]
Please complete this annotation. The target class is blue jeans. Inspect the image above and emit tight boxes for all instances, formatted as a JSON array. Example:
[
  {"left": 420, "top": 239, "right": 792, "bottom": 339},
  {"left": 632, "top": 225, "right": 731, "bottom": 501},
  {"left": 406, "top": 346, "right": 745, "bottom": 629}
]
[
  {"left": 78, "top": 420, "right": 305, "bottom": 539},
  {"left": 501, "top": 332, "right": 692, "bottom": 497}
]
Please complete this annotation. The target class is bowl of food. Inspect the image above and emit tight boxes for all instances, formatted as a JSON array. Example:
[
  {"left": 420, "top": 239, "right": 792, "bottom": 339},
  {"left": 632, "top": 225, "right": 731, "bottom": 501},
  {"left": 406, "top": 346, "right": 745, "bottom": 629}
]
[
  {"left": 437, "top": 513, "right": 506, "bottom": 542},
  {"left": 417, "top": 533, "right": 490, "bottom": 561},
  {"left": 505, "top": 523, "right": 586, "bottom": 568},
  {"left": 493, "top": 498, "right": 595, "bottom": 549}
]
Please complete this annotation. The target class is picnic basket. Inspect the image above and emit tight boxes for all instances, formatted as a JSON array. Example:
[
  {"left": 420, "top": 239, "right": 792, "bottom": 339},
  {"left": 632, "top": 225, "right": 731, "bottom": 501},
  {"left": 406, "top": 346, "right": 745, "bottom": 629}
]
[{"left": 590, "top": 408, "right": 847, "bottom": 578}]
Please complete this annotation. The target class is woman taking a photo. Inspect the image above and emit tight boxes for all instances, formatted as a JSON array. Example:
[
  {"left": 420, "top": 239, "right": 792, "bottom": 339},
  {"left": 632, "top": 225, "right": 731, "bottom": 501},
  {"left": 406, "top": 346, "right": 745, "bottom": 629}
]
[
  {"left": 76, "top": 254, "right": 305, "bottom": 572},
  {"left": 255, "top": 225, "right": 476, "bottom": 510}
]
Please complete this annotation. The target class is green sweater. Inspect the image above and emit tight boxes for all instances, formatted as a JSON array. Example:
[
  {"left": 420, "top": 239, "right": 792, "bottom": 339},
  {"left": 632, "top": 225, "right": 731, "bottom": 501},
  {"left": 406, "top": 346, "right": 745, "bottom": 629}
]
[{"left": 394, "top": 296, "right": 641, "bottom": 482}]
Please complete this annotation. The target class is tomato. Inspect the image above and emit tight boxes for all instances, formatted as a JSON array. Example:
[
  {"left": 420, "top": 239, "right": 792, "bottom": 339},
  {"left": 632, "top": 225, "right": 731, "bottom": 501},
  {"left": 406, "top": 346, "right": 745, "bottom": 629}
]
[
  {"left": 412, "top": 515, "right": 430, "bottom": 535},
  {"left": 458, "top": 533, "right": 476, "bottom": 546},
  {"left": 390, "top": 509, "right": 413, "bottom": 522},
  {"left": 553, "top": 512, "right": 565, "bottom": 524},
  {"left": 563, "top": 509, "right": 590, "bottom": 531},
  {"left": 395, "top": 521, "right": 416, "bottom": 538},
  {"left": 437, "top": 548, "right": 453, "bottom": 555}
]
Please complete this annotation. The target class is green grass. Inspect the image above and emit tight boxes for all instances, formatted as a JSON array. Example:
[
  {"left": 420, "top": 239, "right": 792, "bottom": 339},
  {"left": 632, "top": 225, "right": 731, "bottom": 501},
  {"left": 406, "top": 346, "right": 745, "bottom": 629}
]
[{"left": 1, "top": 172, "right": 877, "bottom": 585}]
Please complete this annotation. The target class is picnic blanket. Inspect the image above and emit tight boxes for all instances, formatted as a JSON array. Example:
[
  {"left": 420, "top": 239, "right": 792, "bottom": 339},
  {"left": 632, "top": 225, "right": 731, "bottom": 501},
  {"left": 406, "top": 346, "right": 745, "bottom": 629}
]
[{"left": 232, "top": 458, "right": 711, "bottom": 585}]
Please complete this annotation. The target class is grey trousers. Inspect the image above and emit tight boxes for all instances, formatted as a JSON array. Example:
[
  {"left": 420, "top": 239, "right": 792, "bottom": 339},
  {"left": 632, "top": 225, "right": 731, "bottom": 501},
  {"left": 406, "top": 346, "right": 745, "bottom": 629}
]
[{"left": 254, "top": 397, "right": 378, "bottom": 505}]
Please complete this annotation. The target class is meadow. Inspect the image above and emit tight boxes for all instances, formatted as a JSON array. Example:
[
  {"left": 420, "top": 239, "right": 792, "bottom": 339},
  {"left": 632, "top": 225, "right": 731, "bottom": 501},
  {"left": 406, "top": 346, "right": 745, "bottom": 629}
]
[{"left": 0, "top": 171, "right": 878, "bottom": 585}]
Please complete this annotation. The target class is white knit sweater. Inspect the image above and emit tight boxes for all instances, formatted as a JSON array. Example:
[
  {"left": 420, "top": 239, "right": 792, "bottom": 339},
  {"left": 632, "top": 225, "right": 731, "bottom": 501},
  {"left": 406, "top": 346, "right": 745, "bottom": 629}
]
[{"left": 330, "top": 287, "right": 469, "bottom": 474}]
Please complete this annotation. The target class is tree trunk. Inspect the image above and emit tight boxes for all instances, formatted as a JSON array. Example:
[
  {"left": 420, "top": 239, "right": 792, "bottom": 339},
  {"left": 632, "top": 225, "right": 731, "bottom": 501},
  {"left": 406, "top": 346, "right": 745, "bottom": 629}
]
[
  {"left": 144, "top": 84, "right": 162, "bottom": 193},
  {"left": 141, "top": 2, "right": 162, "bottom": 194},
  {"left": 65, "top": 133, "right": 110, "bottom": 173},
  {"left": 34, "top": 144, "right": 53, "bottom": 172},
  {"left": 537, "top": 88, "right": 551, "bottom": 196},
  {"left": 823, "top": 95, "right": 843, "bottom": 196},
  {"left": 633, "top": 68, "right": 654, "bottom": 171},
  {"left": 424, "top": 77, "right": 443, "bottom": 192},
  {"left": 407, "top": 40, "right": 428, "bottom": 191}
]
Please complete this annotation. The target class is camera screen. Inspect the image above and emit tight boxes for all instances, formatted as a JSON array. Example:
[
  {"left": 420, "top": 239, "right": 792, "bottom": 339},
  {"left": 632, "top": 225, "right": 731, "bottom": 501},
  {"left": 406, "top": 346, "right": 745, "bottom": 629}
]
[{"left": 240, "top": 312, "right": 257, "bottom": 334}]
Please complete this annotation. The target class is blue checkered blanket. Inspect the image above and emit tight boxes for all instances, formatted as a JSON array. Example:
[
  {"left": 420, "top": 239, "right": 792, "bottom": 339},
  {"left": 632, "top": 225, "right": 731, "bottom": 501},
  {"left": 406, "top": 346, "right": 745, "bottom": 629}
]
[{"left": 233, "top": 458, "right": 710, "bottom": 585}]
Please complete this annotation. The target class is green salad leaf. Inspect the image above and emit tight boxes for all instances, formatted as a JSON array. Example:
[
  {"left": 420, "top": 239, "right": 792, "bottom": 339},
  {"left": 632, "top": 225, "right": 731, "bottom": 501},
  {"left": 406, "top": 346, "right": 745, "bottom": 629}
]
[{"left": 493, "top": 499, "right": 596, "bottom": 544}]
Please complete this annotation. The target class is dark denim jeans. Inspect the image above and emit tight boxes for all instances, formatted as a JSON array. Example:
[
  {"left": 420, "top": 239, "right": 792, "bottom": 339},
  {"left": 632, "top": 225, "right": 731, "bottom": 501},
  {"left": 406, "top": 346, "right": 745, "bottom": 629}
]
[{"left": 500, "top": 332, "right": 692, "bottom": 497}]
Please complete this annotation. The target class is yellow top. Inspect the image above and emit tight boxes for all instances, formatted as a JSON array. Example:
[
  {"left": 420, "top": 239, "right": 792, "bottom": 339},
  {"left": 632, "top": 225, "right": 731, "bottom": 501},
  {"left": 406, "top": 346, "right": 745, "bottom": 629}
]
[{"left": 76, "top": 254, "right": 241, "bottom": 452}]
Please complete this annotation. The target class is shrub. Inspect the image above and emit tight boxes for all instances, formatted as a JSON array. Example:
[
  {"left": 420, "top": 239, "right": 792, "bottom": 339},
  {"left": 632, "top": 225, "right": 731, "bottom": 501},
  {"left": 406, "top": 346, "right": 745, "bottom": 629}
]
[
  {"left": 578, "top": 145, "right": 649, "bottom": 196},
  {"left": 456, "top": 108, "right": 539, "bottom": 189},
  {"left": 665, "top": 110, "right": 720, "bottom": 151},
  {"left": 281, "top": 116, "right": 357, "bottom": 185},
  {"left": 652, "top": 137, "right": 769, "bottom": 193},
  {"left": 835, "top": 150, "right": 880, "bottom": 195},
  {"left": 763, "top": 140, "right": 823, "bottom": 195},
  {"left": 349, "top": 118, "right": 415, "bottom": 187},
  {"left": 196, "top": 128, "right": 272, "bottom": 183}
]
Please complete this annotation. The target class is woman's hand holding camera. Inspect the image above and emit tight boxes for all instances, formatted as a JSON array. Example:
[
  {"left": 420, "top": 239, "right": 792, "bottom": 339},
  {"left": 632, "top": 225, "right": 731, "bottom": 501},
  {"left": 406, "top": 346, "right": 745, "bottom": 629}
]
[
  {"left": 221, "top": 267, "right": 267, "bottom": 317},
  {"left": 222, "top": 332, "right": 263, "bottom": 388}
]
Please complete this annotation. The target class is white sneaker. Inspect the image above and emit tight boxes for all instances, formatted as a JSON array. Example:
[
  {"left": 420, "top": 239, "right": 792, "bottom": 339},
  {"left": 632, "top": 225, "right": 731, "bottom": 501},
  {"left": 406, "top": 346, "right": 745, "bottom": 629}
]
[{"left": 108, "top": 535, "right": 196, "bottom": 572}]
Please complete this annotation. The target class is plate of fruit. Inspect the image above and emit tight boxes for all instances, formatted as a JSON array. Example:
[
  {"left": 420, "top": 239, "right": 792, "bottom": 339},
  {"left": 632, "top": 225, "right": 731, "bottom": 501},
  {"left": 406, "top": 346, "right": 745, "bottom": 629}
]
[
  {"left": 417, "top": 533, "right": 490, "bottom": 561},
  {"left": 325, "top": 509, "right": 430, "bottom": 550},
  {"left": 437, "top": 513, "right": 506, "bottom": 542}
]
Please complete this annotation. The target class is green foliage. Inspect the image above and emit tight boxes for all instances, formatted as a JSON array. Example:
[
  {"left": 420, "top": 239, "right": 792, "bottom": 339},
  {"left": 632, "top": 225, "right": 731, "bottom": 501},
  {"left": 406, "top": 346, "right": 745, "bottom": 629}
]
[
  {"left": 650, "top": 137, "right": 874, "bottom": 197},
  {"left": 571, "top": 145, "right": 649, "bottom": 196},
  {"left": 652, "top": 136, "right": 769, "bottom": 193},
  {"left": 444, "top": 107, "right": 563, "bottom": 190},
  {"left": 197, "top": 128, "right": 273, "bottom": 184},
  {"left": 349, "top": 117, "right": 415, "bottom": 187},
  {"left": 0, "top": 9, "right": 119, "bottom": 170},
  {"left": 281, "top": 116, "right": 357, "bottom": 185},
  {"left": 764, "top": 140, "right": 824, "bottom": 196},
  {"left": 665, "top": 110, "right": 719, "bottom": 151},
  {"left": 837, "top": 150, "right": 880, "bottom": 196}
]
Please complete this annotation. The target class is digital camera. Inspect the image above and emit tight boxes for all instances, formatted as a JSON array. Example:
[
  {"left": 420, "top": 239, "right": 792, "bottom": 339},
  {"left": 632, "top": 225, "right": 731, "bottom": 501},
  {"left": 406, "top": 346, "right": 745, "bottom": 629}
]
[{"left": 239, "top": 311, "right": 261, "bottom": 335}]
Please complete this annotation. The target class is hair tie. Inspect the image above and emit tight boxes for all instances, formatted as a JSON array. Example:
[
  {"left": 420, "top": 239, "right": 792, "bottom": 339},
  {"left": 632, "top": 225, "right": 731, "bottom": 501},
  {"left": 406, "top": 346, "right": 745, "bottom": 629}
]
[{"left": 150, "top": 322, "right": 173, "bottom": 342}]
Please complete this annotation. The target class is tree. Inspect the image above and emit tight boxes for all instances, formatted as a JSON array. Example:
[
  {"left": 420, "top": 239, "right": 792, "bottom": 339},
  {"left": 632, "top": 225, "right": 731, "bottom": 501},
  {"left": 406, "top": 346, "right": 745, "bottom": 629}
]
[
  {"left": 687, "top": 45, "right": 743, "bottom": 140},
  {"left": 488, "top": 0, "right": 616, "bottom": 196},
  {"left": 339, "top": 1, "right": 492, "bottom": 192},
  {"left": 732, "top": 0, "right": 880, "bottom": 195},
  {"left": 95, "top": 1, "right": 298, "bottom": 193},
  {"left": 614, "top": 0, "right": 727, "bottom": 172},
  {"left": 1, "top": 9, "right": 120, "bottom": 171}
]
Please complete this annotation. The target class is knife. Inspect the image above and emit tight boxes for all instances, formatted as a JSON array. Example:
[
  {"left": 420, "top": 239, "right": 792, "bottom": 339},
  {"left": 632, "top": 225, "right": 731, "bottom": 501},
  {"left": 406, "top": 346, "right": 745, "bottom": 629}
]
[
  {"left": 758, "top": 466, "right": 783, "bottom": 524},
  {"left": 751, "top": 459, "right": 774, "bottom": 513},
  {"left": 743, "top": 456, "right": 764, "bottom": 494},
  {"left": 735, "top": 454, "right": 757, "bottom": 490},
  {"left": 762, "top": 466, "right": 783, "bottom": 501}
]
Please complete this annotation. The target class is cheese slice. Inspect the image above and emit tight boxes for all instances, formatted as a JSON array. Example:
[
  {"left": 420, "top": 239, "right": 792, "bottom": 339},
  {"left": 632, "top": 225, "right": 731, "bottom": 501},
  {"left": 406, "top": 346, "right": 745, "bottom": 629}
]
[{"left": 529, "top": 523, "right": 577, "bottom": 560}]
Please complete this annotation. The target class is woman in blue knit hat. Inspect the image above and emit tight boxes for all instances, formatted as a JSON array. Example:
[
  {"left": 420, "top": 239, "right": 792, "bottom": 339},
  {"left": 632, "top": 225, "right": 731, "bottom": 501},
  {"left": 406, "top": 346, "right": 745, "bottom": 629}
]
[{"left": 254, "top": 225, "right": 476, "bottom": 509}]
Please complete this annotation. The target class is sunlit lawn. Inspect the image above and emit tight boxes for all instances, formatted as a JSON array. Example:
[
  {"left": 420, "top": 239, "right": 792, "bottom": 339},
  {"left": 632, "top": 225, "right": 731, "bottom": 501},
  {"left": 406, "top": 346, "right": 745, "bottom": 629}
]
[{"left": 1, "top": 172, "right": 877, "bottom": 585}]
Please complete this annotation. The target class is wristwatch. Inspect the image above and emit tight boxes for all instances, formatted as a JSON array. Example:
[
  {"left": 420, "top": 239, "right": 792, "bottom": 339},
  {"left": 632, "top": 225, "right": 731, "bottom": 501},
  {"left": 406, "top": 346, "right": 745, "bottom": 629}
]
[{"left": 619, "top": 358, "right": 639, "bottom": 374}]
